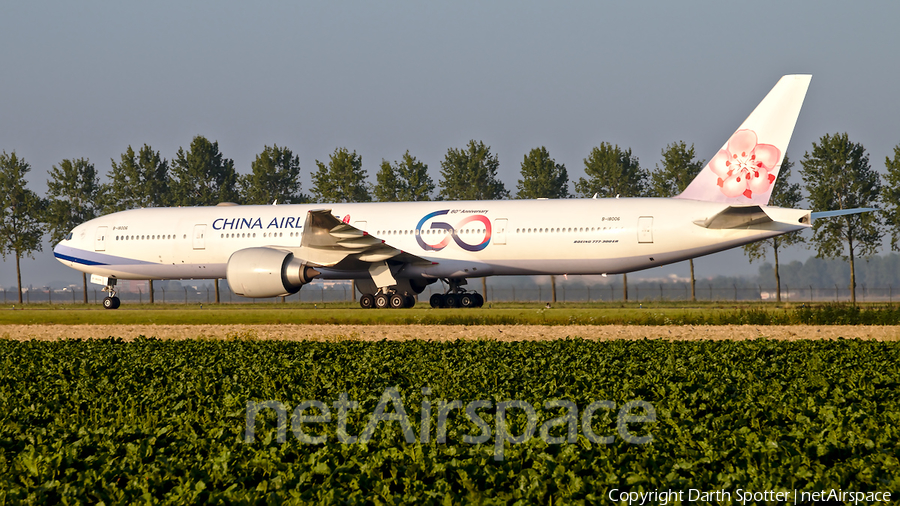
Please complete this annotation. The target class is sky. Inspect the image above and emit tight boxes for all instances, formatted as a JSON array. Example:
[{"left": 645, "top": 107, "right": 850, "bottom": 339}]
[{"left": 2, "top": 1, "right": 899, "bottom": 289}]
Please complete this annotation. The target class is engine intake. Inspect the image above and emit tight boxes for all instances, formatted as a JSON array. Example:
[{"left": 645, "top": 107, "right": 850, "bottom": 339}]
[{"left": 226, "top": 247, "right": 319, "bottom": 298}]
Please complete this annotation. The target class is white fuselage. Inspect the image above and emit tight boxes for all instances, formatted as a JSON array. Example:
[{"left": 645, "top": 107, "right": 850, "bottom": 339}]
[{"left": 53, "top": 198, "right": 809, "bottom": 284}]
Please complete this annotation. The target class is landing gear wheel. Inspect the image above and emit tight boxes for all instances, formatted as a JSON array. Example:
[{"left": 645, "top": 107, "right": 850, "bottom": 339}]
[
  {"left": 389, "top": 293, "right": 406, "bottom": 308},
  {"left": 430, "top": 294, "right": 443, "bottom": 308},
  {"left": 375, "top": 293, "right": 390, "bottom": 309},
  {"left": 360, "top": 294, "right": 375, "bottom": 309},
  {"left": 459, "top": 294, "right": 475, "bottom": 308},
  {"left": 473, "top": 293, "right": 485, "bottom": 307},
  {"left": 405, "top": 295, "right": 416, "bottom": 308},
  {"left": 444, "top": 294, "right": 459, "bottom": 308},
  {"left": 103, "top": 296, "right": 120, "bottom": 310}
]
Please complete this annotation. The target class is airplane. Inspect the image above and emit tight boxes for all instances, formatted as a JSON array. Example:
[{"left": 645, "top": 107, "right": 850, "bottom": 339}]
[{"left": 52, "top": 74, "right": 870, "bottom": 309}]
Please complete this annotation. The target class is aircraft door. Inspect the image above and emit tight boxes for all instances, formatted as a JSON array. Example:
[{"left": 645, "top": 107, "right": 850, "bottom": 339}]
[
  {"left": 353, "top": 221, "right": 367, "bottom": 232},
  {"left": 95, "top": 226, "right": 107, "bottom": 251},
  {"left": 193, "top": 224, "right": 207, "bottom": 250},
  {"left": 638, "top": 217, "right": 653, "bottom": 243},
  {"left": 493, "top": 218, "right": 508, "bottom": 245}
]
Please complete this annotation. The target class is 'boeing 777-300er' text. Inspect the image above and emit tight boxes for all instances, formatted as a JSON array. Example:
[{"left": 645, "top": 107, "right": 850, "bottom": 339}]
[{"left": 53, "top": 75, "right": 870, "bottom": 309}]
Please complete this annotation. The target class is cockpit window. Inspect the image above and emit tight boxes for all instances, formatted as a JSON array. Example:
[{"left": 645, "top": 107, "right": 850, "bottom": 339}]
[{"left": 65, "top": 232, "right": 73, "bottom": 241}]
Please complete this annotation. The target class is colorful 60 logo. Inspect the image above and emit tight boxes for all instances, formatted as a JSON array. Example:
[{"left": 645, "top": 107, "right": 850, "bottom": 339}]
[{"left": 415, "top": 210, "right": 492, "bottom": 252}]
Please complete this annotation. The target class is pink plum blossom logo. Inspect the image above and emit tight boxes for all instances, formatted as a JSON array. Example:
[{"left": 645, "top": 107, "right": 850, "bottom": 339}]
[{"left": 709, "top": 129, "right": 780, "bottom": 199}]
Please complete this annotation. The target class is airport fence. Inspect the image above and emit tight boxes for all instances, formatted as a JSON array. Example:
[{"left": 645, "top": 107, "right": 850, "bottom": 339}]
[{"left": 5, "top": 282, "right": 900, "bottom": 305}]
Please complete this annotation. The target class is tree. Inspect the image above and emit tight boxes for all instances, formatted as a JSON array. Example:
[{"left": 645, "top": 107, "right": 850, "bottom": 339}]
[
  {"left": 742, "top": 155, "right": 805, "bottom": 302},
  {"left": 516, "top": 147, "right": 569, "bottom": 199},
  {"left": 439, "top": 140, "right": 508, "bottom": 200},
  {"left": 396, "top": 151, "right": 434, "bottom": 202},
  {"left": 310, "top": 147, "right": 371, "bottom": 203},
  {"left": 650, "top": 141, "right": 705, "bottom": 197},
  {"left": 650, "top": 141, "right": 705, "bottom": 300},
  {"left": 170, "top": 136, "right": 239, "bottom": 207},
  {"left": 46, "top": 158, "right": 101, "bottom": 303},
  {"left": 241, "top": 144, "right": 306, "bottom": 205},
  {"left": 374, "top": 151, "right": 434, "bottom": 202},
  {"left": 801, "top": 133, "right": 882, "bottom": 305},
  {"left": 574, "top": 143, "right": 645, "bottom": 198},
  {"left": 880, "top": 143, "right": 900, "bottom": 251},
  {"left": 0, "top": 152, "right": 46, "bottom": 304},
  {"left": 374, "top": 160, "right": 402, "bottom": 202},
  {"left": 101, "top": 144, "right": 171, "bottom": 213}
]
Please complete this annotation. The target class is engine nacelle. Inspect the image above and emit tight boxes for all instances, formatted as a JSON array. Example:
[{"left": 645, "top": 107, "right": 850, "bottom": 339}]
[{"left": 226, "top": 247, "right": 319, "bottom": 298}]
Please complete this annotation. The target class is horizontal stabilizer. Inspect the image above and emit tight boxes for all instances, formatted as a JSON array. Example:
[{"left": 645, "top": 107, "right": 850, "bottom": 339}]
[
  {"left": 810, "top": 208, "right": 877, "bottom": 220},
  {"left": 695, "top": 205, "right": 813, "bottom": 230}
]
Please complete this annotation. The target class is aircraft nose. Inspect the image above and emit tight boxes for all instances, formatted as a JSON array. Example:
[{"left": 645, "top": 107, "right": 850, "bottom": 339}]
[{"left": 53, "top": 234, "right": 72, "bottom": 260}]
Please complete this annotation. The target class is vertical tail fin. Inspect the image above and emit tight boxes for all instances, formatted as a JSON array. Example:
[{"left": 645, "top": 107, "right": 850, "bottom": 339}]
[{"left": 676, "top": 75, "right": 811, "bottom": 205}]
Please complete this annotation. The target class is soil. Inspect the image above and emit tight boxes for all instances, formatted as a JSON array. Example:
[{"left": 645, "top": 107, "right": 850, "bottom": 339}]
[{"left": 2, "top": 324, "right": 899, "bottom": 341}]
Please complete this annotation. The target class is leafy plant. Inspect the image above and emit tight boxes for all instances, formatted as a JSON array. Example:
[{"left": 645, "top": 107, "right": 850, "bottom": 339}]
[{"left": 1, "top": 338, "right": 897, "bottom": 502}]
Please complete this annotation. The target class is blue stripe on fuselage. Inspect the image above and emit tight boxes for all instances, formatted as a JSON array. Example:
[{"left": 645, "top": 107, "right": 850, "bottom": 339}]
[
  {"left": 53, "top": 244, "right": 156, "bottom": 267},
  {"left": 54, "top": 251, "right": 107, "bottom": 266}
]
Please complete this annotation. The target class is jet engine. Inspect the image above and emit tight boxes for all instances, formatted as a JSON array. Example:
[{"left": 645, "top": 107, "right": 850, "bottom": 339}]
[{"left": 226, "top": 247, "right": 319, "bottom": 298}]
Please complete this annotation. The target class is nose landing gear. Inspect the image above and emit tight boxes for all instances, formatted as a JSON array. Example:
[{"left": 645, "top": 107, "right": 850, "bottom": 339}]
[{"left": 100, "top": 278, "right": 120, "bottom": 309}]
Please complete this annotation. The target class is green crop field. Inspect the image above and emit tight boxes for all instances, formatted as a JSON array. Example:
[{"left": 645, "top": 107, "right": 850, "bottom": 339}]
[
  {"left": 1, "top": 338, "right": 897, "bottom": 503},
  {"left": 3, "top": 302, "right": 900, "bottom": 326}
]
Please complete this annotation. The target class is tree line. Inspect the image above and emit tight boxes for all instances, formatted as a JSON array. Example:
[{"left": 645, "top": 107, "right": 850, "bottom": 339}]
[{"left": 2, "top": 133, "right": 900, "bottom": 304}]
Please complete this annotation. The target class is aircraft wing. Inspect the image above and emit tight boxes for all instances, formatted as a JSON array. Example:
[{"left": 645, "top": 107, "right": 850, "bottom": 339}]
[{"left": 281, "top": 209, "right": 436, "bottom": 268}]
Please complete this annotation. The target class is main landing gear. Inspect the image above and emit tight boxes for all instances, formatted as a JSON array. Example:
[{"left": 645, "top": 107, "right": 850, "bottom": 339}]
[
  {"left": 359, "top": 289, "right": 417, "bottom": 309},
  {"left": 429, "top": 291, "right": 484, "bottom": 308},
  {"left": 429, "top": 278, "right": 485, "bottom": 308},
  {"left": 356, "top": 278, "right": 484, "bottom": 309}
]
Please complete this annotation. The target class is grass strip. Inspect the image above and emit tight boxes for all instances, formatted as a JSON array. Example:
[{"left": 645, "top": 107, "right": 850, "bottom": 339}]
[{"left": 3, "top": 303, "right": 900, "bottom": 325}]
